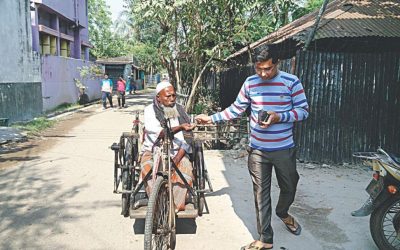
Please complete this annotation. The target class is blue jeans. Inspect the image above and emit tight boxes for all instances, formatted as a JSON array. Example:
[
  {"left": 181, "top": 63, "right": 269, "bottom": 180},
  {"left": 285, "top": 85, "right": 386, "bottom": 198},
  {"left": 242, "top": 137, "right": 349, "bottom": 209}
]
[{"left": 101, "top": 91, "right": 113, "bottom": 108}]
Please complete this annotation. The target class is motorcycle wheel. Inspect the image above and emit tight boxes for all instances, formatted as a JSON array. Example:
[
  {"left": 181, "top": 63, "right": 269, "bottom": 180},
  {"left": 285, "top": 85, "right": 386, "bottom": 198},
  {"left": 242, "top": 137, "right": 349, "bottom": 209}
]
[{"left": 370, "top": 195, "right": 400, "bottom": 250}]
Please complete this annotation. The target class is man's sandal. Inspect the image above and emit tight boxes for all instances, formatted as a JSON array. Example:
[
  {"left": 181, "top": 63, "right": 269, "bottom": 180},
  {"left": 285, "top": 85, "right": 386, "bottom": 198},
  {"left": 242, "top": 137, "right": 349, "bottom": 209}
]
[
  {"left": 240, "top": 241, "right": 273, "bottom": 250},
  {"left": 280, "top": 215, "right": 302, "bottom": 236}
]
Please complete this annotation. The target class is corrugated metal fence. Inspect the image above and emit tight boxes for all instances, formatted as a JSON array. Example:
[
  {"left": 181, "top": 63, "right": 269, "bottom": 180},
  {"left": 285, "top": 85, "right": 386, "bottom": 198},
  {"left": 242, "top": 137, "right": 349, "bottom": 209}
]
[
  {"left": 219, "top": 51, "right": 400, "bottom": 163},
  {"left": 0, "top": 82, "right": 43, "bottom": 123}
]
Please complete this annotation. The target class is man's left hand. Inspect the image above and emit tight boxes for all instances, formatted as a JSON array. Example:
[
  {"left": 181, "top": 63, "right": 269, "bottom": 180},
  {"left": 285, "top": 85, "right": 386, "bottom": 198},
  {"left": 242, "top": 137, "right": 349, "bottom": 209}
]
[
  {"left": 259, "top": 111, "right": 280, "bottom": 129},
  {"left": 181, "top": 123, "right": 196, "bottom": 131}
]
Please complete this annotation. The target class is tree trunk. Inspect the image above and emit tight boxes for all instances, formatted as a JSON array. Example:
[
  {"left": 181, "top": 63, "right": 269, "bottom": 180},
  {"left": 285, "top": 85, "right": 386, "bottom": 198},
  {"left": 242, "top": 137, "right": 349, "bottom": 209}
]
[
  {"left": 185, "top": 57, "right": 214, "bottom": 112},
  {"left": 174, "top": 59, "right": 181, "bottom": 92}
]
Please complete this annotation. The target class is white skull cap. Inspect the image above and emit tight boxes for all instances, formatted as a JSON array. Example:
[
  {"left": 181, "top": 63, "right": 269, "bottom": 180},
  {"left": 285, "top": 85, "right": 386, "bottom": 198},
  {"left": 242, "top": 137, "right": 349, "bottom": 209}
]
[{"left": 156, "top": 81, "right": 173, "bottom": 94}]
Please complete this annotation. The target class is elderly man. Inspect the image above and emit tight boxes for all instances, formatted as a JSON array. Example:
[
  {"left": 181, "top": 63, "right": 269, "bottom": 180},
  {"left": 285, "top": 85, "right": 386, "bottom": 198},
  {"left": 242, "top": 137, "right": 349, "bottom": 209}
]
[{"left": 140, "top": 81, "right": 196, "bottom": 211}]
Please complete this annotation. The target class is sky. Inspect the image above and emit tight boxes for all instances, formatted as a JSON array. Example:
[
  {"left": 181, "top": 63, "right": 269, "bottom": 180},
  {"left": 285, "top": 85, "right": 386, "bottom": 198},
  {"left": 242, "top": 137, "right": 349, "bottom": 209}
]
[{"left": 104, "top": 0, "right": 125, "bottom": 22}]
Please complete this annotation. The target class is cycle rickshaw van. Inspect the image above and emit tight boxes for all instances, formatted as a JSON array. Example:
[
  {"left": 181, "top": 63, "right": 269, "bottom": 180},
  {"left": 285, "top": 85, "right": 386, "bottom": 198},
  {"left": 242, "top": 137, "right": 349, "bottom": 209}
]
[{"left": 110, "top": 111, "right": 213, "bottom": 250}]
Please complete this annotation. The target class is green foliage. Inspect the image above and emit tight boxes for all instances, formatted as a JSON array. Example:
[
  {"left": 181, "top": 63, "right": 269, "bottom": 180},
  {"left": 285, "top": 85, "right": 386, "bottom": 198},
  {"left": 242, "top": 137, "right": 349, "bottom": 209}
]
[
  {"left": 130, "top": 43, "right": 161, "bottom": 72},
  {"left": 87, "top": 0, "right": 325, "bottom": 110},
  {"left": 192, "top": 86, "right": 220, "bottom": 114},
  {"left": 78, "top": 65, "right": 103, "bottom": 79},
  {"left": 88, "top": 0, "right": 131, "bottom": 58},
  {"left": 74, "top": 64, "right": 103, "bottom": 90},
  {"left": 305, "top": 0, "right": 325, "bottom": 11},
  {"left": 293, "top": 0, "right": 325, "bottom": 19},
  {"left": 121, "top": 0, "right": 313, "bottom": 111},
  {"left": 12, "top": 117, "right": 56, "bottom": 136}
]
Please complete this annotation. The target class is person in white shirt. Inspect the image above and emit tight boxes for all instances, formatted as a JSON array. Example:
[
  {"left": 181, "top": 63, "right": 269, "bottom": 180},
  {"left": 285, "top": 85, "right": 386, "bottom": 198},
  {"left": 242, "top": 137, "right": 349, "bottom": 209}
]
[
  {"left": 140, "top": 81, "right": 196, "bottom": 211},
  {"left": 101, "top": 73, "right": 113, "bottom": 109}
]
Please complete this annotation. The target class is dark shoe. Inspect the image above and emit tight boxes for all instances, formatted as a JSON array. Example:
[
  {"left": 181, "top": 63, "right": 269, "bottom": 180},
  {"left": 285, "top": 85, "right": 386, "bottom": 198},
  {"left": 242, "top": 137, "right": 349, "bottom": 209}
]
[
  {"left": 240, "top": 241, "right": 273, "bottom": 250},
  {"left": 280, "top": 214, "right": 302, "bottom": 236}
]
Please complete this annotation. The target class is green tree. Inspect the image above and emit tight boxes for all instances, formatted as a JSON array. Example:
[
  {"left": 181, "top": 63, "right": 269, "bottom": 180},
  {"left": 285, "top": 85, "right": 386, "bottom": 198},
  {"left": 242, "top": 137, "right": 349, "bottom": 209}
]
[
  {"left": 124, "top": 0, "right": 271, "bottom": 111},
  {"left": 113, "top": 10, "right": 137, "bottom": 42},
  {"left": 121, "top": 0, "right": 320, "bottom": 111},
  {"left": 130, "top": 42, "right": 161, "bottom": 74},
  {"left": 88, "top": 0, "right": 130, "bottom": 58},
  {"left": 293, "top": 0, "right": 324, "bottom": 19}
]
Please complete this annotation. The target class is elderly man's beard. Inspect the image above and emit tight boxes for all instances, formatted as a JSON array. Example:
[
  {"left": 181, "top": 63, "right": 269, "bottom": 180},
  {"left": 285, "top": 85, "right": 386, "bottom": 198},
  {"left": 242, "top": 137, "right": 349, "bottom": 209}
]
[{"left": 162, "top": 104, "right": 180, "bottom": 119}]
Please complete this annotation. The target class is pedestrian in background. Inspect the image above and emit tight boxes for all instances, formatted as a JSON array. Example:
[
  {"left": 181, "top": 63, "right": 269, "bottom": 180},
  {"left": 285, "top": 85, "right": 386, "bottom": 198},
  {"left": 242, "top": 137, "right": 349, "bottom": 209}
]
[
  {"left": 196, "top": 46, "right": 309, "bottom": 250},
  {"left": 117, "top": 75, "right": 126, "bottom": 108},
  {"left": 129, "top": 75, "right": 137, "bottom": 95},
  {"left": 101, "top": 73, "right": 113, "bottom": 109}
]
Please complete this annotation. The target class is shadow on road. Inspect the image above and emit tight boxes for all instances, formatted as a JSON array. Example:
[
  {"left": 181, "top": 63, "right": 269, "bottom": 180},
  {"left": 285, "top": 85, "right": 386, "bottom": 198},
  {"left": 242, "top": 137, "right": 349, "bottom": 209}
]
[
  {"left": 217, "top": 151, "right": 259, "bottom": 239},
  {"left": 0, "top": 160, "right": 90, "bottom": 249},
  {"left": 215, "top": 150, "right": 374, "bottom": 249}
]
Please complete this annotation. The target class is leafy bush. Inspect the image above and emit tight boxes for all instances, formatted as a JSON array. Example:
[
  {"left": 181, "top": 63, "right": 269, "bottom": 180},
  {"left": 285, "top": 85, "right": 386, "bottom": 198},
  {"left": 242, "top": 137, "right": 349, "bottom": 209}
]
[{"left": 193, "top": 86, "right": 220, "bottom": 114}]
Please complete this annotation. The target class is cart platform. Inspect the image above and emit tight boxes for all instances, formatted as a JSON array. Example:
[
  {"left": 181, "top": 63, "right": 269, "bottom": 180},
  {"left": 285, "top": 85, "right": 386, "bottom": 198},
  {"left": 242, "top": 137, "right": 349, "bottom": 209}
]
[{"left": 130, "top": 203, "right": 198, "bottom": 219}]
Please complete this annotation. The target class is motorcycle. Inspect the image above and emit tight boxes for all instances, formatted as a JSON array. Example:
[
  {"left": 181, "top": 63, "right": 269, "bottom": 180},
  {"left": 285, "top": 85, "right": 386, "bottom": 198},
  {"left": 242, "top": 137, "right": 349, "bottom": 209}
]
[{"left": 352, "top": 148, "right": 400, "bottom": 250}]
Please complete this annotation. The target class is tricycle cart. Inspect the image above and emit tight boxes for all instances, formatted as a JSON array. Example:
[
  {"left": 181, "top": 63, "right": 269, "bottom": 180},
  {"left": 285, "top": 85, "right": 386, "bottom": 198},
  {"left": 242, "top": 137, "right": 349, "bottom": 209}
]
[{"left": 110, "top": 113, "right": 213, "bottom": 250}]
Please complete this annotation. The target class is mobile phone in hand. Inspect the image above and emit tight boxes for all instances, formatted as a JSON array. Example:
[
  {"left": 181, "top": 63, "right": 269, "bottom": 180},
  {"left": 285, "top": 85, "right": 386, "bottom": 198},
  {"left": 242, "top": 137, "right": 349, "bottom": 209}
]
[{"left": 258, "top": 110, "right": 270, "bottom": 125}]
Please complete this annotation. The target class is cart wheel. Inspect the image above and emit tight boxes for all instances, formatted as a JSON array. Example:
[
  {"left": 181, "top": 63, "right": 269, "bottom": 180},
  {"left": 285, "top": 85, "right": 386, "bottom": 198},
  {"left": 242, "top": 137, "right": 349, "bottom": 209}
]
[
  {"left": 113, "top": 153, "right": 119, "bottom": 192},
  {"left": 120, "top": 135, "right": 135, "bottom": 217},
  {"left": 124, "top": 137, "right": 134, "bottom": 166},
  {"left": 129, "top": 137, "right": 140, "bottom": 207},
  {"left": 133, "top": 138, "right": 139, "bottom": 164},
  {"left": 121, "top": 170, "right": 130, "bottom": 217},
  {"left": 198, "top": 194, "right": 205, "bottom": 217},
  {"left": 144, "top": 176, "right": 176, "bottom": 250},
  {"left": 194, "top": 142, "right": 206, "bottom": 216},
  {"left": 119, "top": 136, "right": 126, "bottom": 165}
]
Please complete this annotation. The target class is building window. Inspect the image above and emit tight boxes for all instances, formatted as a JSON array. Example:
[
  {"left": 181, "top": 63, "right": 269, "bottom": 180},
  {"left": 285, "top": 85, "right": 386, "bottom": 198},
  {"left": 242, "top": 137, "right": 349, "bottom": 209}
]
[
  {"left": 38, "top": 9, "right": 51, "bottom": 27},
  {"left": 40, "top": 33, "right": 57, "bottom": 55},
  {"left": 61, "top": 39, "right": 71, "bottom": 57},
  {"left": 60, "top": 19, "right": 73, "bottom": 36}
]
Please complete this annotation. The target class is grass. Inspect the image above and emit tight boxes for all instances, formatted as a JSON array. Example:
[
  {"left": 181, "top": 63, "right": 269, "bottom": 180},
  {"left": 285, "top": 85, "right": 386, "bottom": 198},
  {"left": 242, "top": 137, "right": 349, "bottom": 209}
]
[
  {"left": 10, "top": 102, "right": 81, "bottom": 135},
  {"left": 12, "top": 117, "right": 56, "bottom": 136},
  {"left": 46, "top": 102, "right": 80, "bottom": 114},
  {"left": 10, "top": 101, "right": 87, "bottom": 135}
]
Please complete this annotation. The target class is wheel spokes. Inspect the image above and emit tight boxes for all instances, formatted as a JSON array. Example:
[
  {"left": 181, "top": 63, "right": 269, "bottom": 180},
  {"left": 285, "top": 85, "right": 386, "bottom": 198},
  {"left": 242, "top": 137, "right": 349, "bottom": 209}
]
[
  {"left": 151, "top": 183, "right": 172, "bottom": 250},
  {"left": 382, "top": 201, "right": 400, "bottom": 248}
]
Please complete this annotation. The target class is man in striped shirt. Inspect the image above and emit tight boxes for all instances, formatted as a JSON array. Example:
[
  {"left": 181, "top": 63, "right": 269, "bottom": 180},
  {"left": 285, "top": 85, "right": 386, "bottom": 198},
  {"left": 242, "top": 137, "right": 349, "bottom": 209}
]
[{"left": 196, "top": 47, "right": 309, "bottom": 250}]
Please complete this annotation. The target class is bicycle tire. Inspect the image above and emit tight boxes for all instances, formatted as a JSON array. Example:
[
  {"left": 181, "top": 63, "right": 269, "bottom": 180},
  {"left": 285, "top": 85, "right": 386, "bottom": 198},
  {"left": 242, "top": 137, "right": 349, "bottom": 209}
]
[
  {"left": 194, "top": 142, "right": 206, "bottom": 216},
  {"left": 144, "top": 176, "right": 176, "bottom": 250},
  {"left": 119, "top": 135, "right": 134, "bottom": 217},
  {"left": 118, "top": 135, "right": 125, "bottom": 165},
  {"left": 121, "top": 169, "right": 130, "bottom": 217},
  {"left": 125, "top": 137, "right": 134, "bottom": 166}
]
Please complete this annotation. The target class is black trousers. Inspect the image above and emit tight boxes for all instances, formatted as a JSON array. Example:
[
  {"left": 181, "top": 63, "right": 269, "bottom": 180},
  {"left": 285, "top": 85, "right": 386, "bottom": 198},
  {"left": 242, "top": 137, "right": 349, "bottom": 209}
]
[
  {"left": 247, "top": 147, "right": 299, "bottom": 244},
  {"left": 117, "top": 91, "right": 125, "bottom": 107}
]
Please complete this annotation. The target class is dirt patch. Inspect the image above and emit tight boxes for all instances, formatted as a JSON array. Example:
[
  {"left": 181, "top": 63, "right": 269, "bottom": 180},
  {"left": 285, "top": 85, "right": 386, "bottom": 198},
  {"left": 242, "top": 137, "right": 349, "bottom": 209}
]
[{"left": 0, "top": 107, "right": 97, "bottom": 170}]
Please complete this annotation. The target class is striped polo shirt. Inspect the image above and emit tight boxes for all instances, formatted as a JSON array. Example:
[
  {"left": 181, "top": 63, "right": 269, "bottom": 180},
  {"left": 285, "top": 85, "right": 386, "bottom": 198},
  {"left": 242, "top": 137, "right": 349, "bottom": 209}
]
[{"left": 211, "top": 71, "right": 309, "bottom": 152}]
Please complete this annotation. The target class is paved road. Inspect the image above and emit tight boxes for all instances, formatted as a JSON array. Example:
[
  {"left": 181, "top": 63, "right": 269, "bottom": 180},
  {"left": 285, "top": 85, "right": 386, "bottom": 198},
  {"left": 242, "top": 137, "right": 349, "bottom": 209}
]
[{"left": 0, "top": 91, "right": 378, "bottom": 249}]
